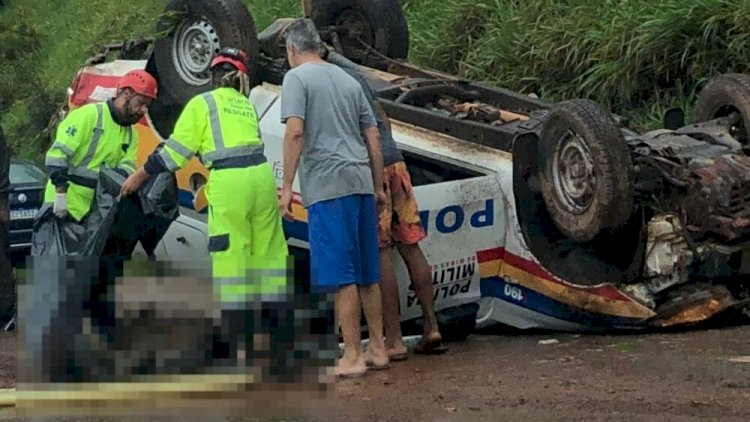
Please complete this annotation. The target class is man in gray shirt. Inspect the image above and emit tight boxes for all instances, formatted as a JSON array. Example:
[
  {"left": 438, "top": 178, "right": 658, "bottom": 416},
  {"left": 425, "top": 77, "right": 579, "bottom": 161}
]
[{"left": 278, "top": 18, "right": 390, "bottom": 378}]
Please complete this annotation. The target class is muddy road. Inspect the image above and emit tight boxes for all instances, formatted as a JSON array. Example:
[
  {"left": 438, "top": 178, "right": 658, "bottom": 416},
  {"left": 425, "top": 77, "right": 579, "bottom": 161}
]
[
  {"left": 338, "top": 324, "right": 750, "bottom": 422},
  {"left": 0, "top": 323, "right": 749, "bottom": 421}
]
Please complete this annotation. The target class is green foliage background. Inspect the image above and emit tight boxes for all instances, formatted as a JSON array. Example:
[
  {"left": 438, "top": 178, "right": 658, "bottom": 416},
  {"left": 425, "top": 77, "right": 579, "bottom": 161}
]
[{"left": 1, "top": 0, "right": 750, "bottom": 161}]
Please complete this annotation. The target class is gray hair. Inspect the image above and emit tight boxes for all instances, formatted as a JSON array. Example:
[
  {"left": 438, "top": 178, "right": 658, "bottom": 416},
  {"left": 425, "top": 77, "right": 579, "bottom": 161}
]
[{"left": 284, "top": 18, "right": 322, "bottom": 54}]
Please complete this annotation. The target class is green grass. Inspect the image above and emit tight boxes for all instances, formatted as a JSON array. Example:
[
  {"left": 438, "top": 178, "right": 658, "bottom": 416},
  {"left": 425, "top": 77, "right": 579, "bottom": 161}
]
[
  {"left": 2, "top": 0, "right": 750, "bottom": 161},
  {"left": 401, "top": 0, "right": 750, "bottom": 130},
  {"left": 0, "top": 0, "right": 168, "bottom": 162}
]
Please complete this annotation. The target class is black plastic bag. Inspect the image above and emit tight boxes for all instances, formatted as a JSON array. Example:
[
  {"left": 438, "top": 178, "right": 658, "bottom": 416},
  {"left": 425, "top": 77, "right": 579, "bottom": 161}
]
[
  {"left": 29, "top": 204, "right": 87, "bottom": 256},
  {"left": 31, "top": 167, "right": 120, "bottom": 257},
  {"left": 22, "top": 164, "right": 180, "bottom": 383},
  {"left": 138, "top": 170, "right": 180, "bottom": 221},
  {"left": 137, "top": 170, "right": 180, "bottom": 255},
  {"left": 31, "top": 166, "right": 180, "bottom": 257},
  {"left": 98, "top": 169, "right": 179, "bottom": 258}
]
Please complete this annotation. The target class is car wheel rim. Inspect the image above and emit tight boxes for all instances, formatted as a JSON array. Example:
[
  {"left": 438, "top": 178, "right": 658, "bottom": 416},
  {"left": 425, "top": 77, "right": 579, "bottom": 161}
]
[
  {"left": 552, "top": 130, "right": 596, "bottom": 215},
  {"left": 171, "top": 19, "right": 221, "bottom": 87}
]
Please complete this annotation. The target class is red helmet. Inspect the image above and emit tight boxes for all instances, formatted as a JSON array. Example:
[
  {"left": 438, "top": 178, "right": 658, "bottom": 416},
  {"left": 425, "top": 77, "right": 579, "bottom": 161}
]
[
  {"left": 210, "top": 47, "right": 250, "bottom": 75},
  {"left": 117, "top": 70, "right": 158, "bottom": 100}
]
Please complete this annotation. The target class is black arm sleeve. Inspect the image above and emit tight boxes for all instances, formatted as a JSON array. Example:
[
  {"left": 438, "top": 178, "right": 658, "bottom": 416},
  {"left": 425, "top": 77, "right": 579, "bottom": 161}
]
[
  {"left": 47, "top": 166, "right": 70, "bottom": 189},
  {"left": 143, "top": 152, "right": 169, "bottom": 176}
]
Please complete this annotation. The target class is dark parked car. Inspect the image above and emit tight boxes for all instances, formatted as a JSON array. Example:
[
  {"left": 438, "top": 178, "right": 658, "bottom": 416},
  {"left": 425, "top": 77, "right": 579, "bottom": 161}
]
[{"left": 8, "top": 158, "right": 46, "bottom": 266}]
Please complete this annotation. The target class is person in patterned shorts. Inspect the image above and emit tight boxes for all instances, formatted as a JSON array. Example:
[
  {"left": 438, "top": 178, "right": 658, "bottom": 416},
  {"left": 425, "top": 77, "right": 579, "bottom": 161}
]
[{"left": 337, "top": 63, "right": 448, "bottom": 360}]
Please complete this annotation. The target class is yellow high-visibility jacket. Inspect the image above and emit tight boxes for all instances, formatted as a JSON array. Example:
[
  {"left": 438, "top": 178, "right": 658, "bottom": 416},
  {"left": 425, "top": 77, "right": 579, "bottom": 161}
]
[
  {"left": 44, "top": 101, "right": 137, "bottom": 221},
  {"left": 157, "top": 86, "right": 263, "bottom": 172},
  {"left": 153, "top": 87, "right": 288, "bottom": 304}
]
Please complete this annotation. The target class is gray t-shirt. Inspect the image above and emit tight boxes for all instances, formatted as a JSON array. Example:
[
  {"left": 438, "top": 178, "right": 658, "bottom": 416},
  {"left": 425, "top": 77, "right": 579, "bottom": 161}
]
[
  {"left": 280, "top": 62, "right": 377, "bottom": 207},
  {"left": 340, "top": 68, "right": 404, "bottom": 167}
]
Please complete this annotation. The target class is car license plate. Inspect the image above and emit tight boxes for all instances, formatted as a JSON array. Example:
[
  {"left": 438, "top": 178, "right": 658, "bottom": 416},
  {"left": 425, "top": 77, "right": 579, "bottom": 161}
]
[{"left": 10, "top": 208, "right": 39, "bottom": 220}]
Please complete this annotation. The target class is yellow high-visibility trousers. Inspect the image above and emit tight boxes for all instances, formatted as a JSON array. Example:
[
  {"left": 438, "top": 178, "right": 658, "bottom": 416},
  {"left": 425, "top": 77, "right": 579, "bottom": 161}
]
[{"left": 205, "top": 162, "right": 290, "bottom": 304}]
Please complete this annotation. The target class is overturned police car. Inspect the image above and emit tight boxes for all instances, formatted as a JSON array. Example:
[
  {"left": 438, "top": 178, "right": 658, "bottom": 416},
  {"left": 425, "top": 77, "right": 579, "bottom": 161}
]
[{"left": 55, "top": 0, "right": 750, "bottom": 334}]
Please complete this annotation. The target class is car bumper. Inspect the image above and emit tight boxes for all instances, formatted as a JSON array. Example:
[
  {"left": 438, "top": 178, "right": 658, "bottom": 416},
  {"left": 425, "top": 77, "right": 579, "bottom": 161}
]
[
  {"left": 9, "top": 228, "right": 32, "bottom": 250},
  {"left": 8, "top": 216, "right": 34, "bottom": 265}
]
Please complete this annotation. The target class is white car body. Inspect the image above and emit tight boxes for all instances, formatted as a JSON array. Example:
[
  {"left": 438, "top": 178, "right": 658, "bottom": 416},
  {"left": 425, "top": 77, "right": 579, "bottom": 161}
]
[{"left": 126, "top": 78, "right": 653, "bottom": 333}]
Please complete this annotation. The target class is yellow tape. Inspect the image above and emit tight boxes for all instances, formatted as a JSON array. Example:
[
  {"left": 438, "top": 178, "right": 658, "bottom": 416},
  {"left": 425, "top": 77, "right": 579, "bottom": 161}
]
[{"left": 0, "top": 373, "right": 257, "bottom": 407}]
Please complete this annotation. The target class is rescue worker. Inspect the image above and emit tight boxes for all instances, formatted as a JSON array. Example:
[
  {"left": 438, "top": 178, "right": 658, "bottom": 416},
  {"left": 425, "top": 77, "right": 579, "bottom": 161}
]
[
  {"left": 31, "top": 70, "right": 157, "bottom": 381},
  {"left": 44, "top": 69, "right": 157, "bottom": 221},
  {"left": 43, "top": 68, "right": 157, "bottom": 327},
  {"left": 120, "top": 47, "right": 291, "bottom": 376}
]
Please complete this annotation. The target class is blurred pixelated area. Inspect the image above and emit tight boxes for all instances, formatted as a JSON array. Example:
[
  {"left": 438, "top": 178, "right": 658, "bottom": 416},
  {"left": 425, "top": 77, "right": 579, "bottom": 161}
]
[{"left": 12, "top": 255, "right": 338, "bottom": 418}]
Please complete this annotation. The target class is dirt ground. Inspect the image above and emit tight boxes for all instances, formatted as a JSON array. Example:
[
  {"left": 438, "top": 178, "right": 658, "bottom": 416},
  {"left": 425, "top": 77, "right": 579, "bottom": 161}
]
[{"left": 0, "top": 322, "right": 749, "bottom": 421}]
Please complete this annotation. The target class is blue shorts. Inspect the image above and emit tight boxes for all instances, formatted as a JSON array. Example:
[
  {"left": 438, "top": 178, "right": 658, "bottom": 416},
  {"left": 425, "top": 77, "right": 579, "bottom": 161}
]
[{"left": 307, "top": 194, "right": 381, "bottom": 294}]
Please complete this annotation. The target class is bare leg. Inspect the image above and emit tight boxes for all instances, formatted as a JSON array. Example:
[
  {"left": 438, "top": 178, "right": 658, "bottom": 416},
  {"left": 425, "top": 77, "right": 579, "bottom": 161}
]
[
  {"left": 378, "top": 248, "right": 408, "bottom": 359},
  {"left": 396, "top": 243, "right": 442, "bottom": 346},
  {"left": 336, "top": 284, "right": 366, "bottom": 376},
  {"left": 358, "top": 283, "right": 389, "bottom": 367}
]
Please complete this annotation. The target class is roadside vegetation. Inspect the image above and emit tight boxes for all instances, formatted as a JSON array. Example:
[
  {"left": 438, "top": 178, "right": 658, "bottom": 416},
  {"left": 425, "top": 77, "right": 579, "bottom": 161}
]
[{"left": 2, "top": 0, "right": 750, "bottom": 161}]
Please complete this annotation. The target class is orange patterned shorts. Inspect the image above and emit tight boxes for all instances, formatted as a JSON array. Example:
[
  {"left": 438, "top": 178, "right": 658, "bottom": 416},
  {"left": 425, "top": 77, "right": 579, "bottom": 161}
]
[{"left": 378, "top": 161, "right": 427, "bottom": 248}]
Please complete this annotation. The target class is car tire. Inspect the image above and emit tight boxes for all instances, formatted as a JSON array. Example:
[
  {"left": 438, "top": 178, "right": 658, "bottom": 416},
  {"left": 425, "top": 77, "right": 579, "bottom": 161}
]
[
  {"left": 153, "top": 0, "right": 260, "bottom": 105},
  {"left": 145, "top": 53, "right": 185, "bottom": 139},
  {"left": 538, "top": 99, "right": 634, "bottom": 243},
  {"left": 692, "top": 73, "right": 750, "bottom": 147},
  {"left": 310, "top": 0, "right": 409, "bottom": 70}
]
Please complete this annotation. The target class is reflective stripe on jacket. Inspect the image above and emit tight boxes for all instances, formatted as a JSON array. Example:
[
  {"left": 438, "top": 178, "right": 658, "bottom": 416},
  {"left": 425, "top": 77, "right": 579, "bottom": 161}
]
[
  {"left": 44, "top": 102, "right": 137, "bottom": 221},
  {"left": 158, "top": 87, "right": 264, "bottom": 172},
  {"left": 157, "top": 87, "right": 287, "bottom": 302}
]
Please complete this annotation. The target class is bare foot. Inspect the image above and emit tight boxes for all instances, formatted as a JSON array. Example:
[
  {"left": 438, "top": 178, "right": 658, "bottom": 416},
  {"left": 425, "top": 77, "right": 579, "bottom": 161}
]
[
  {"left": 364, "top": 346, "right": 390, "bottom": 368},
  {"left": 414, "top": 331, "right": 448, "bottom": 355},
  {"left": 386, "top": 343, "right": 408, "bottom": 361},
  {"left": 422, "top": 331, "right": 442, "bottom": 345},
  {"left": 385, "top": 337, "right": 409, "bottom": 361},
  {"left": 336, "top": 353, "right": 367, "bottom": 378}
]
